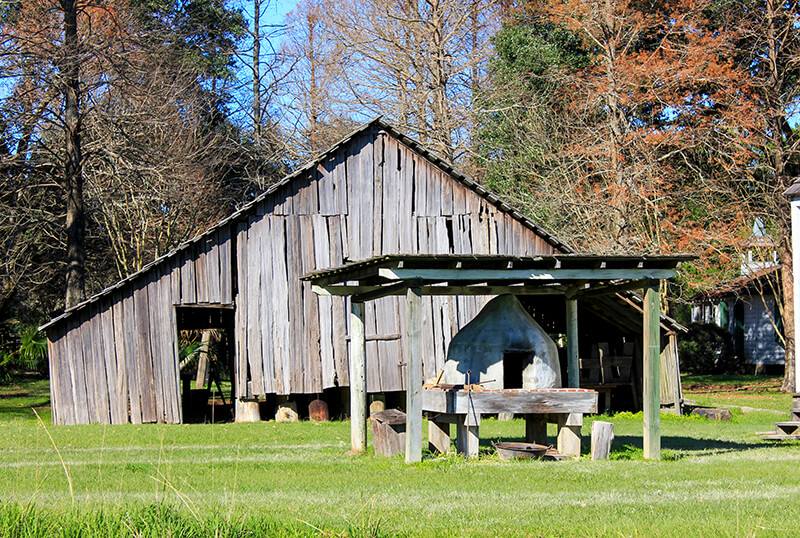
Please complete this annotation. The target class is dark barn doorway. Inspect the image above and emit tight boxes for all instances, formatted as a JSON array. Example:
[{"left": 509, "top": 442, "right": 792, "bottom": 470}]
[{"left": 175, "top": 305, "right": 235, "bottom": 423}]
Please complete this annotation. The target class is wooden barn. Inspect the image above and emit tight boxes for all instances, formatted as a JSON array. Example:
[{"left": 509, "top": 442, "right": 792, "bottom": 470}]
[{"left": 40, "top": 119, "right": 684, "bottom": 425}]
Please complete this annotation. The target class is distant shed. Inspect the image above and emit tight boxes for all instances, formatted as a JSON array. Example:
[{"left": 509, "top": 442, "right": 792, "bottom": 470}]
[{"left": 41, "top": 119, "right": 684, "bottom": 425}]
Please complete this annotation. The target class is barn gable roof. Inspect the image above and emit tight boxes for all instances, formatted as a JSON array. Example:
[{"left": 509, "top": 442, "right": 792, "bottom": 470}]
[{"left": 41, "top": 118, "right": 572, "bottom": 332}]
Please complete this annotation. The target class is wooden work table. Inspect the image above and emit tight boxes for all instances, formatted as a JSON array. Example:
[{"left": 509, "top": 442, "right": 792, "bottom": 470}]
[{"left": 422, "top": 388, "right": 599, "bottom": 458}]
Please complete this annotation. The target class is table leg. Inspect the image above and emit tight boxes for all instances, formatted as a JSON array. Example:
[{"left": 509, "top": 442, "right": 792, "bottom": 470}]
[
  {"left": 556, "top": 413, "right": 583, "bottom": 458},
  {"left": 525, "top": 414, "right": 548, "bottom": 444},
  {"left": 456, "top": 421, "right": 480, "bottom": 458},
  {"left": 428, "top": 419, "right": 451, "bottom": 454}
]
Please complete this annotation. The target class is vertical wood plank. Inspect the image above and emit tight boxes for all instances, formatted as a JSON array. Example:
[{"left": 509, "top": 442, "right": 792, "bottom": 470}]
[
  {"left": 328, "top": 216, "right": 349, "bottom": 386},
  {"left": 160, "top": 267, "right": 180, "bottom": 423},
  {"left": 67, "top": 318, "right": 89, "bottom": 424},
  {"left": 259, "top": 217, "right": 276, "bottom": 394},
  {"left": 111, "top": 292, "right": 129, "bottom": 423},
  {"left": 134, "top": 281, "right": 157, "bottom": 422},
  {"left": 206, "top": 239, "right": 221, "bottom": 303},
  {"left": 405, "top": 285, "right": 423, "bottom": 463},
  {"left": 246, "top": 218, "right": 264, "bottom": 395},
  {"left": 318, "top": 158, "right": 337, "bottom": 215},
  {"left": 643, "top": 280, "right": 661, "bottom": 460},
  {"left": 234, "top": 221, "right": 249, "bottom": 399},
  {"left": 81, "top": 312, "right": 100, "bottom": 423},
  {"left": 100, "top": 305, "right": 119, "bottom": 423},
  {"left": 218, "top": 225, "right": 233, "bottom": 304},
  {"left": 122, "top": 292, "right": 142, "bottom": 424},
  {"left": 146, "top": 274, "right": 165, "bottom": 422},
  {"left": 365, "top": 301, "right": 380, "bottom": 393},
  {"left": 349, "top": 301, "right": 367, "bottom": 453},
  {"left": 399, "top": 149, "right": 415, "bottom": 252},
  {"left": 272, "top": 216, "right": 292, "bottom": 394},
  {"left": 313, "top": 215, "right": 336, "bottom": 388},
  {"left": 286, "top": 215, "right": 304, "bottom": 393},
  {"left": 180, "top": 250, "right": 196, "bottom": 304},
  {"left": 566, "top": 299, "right": 579, "bottom": 388},
  {"left": 300, "top": 215, "right": 322, "bottom": 393},
  {"left": 441, "top": 173, "right": 453, "bottom": 215},
  {"left": 46, "top": 337, "right": 61, "bottom": 424},
  {"left": 372, "top": 132, "right": 384, "bottom": 256}
]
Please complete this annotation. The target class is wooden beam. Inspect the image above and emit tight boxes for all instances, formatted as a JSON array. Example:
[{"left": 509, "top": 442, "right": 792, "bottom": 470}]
[
  {"left": 349, "top": 301, "right": 367, "bottom": 454},
  {"left": 380, "top": 267, "right": 676, "bottom": 282},
  {"left": 352, "top": 281, "right": 407, "bottom": 303},
  {"left": 643, "top": 280, "right": 661, "bottom": 460},
  {"left": 576, "top": 279, "right": 650, "bottom": 299},
  {"left": 314, "top": 284, "right": 570, "bottom": 297},
  {"left": 566, "top": 298, "right": 579, "bottom": 388},
  {"left": 405, "top": 285, "right": 423, "bottom": 463}
]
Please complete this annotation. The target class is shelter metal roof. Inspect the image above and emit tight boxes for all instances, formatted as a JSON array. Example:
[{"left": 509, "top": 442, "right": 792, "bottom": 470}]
[{"left": 302, "top": 254, "right": 694, "bottom": 303}]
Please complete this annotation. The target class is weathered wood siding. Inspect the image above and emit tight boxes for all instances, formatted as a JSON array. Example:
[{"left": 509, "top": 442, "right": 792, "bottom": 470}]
[
  {"left": 47, "top": 228, "right": 234, "bottom": 424},
  {"left": 47, "top": 125, "right": 563, "bottom": 424},
  {"left": 236, "top": 130, "right": 560, "bottom": 397}
]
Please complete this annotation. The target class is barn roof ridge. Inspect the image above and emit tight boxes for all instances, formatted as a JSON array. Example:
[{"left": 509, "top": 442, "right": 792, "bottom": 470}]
[{"left": 40, "top": 118, "right": 573, "bottom": 331}]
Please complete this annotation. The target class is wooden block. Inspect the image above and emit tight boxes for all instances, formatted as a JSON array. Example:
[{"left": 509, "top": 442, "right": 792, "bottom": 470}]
[
  {"left": 456, "top": 422, "right": 480, "bottom": 458},
  {"left": 371, "top": 417, "right": 406, "bottom": 457},
  {"left": 556, "top": 413, "right": 582, "bottom": 458},
  {"left": 591, "top": 421, "right": 614, "bottom": 460},
  {"left": 428, "top": 420, "right": 451, "bottom": 454},
  {"left": 235, "top": 400, "right": 261, "bottom": 423}
]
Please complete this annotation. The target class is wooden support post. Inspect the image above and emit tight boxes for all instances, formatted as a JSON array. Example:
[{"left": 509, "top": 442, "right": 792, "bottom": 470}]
[
  {"left": 566, "top": 298, "right": 579, "bottom": 388},
  {"left": 643, "top": 280, "right": 661, "bottom": 460},
  {"left": 591, "top": 421, "right": 614, "bottom": 460},
  {"left": 428, "top": 420, "right": 451, "bottom": 454},
  {"left": 456, "top": 416, "right": 480, "bottom": 458},
  {"left": 792, "top": 197, "right": 800, "bottom": 393},
  {"left": 525, "top": 414, "right": 548, "bottom": 444},
  {"left": 349, "top": 301, "right": 367, "bottom": 454},
  {"left": 556, "top": 413, "right": 582, "bottom": 457},
  {"left": 405, "top": 285, "right": 423, "bottom": 463}
]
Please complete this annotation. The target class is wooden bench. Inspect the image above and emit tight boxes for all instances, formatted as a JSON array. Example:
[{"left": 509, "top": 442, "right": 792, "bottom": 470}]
[{"left": 579, "top": 343, "right": 636, "bottom": 413}]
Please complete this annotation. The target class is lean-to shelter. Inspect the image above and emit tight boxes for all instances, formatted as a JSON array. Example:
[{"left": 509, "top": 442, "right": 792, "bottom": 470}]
[{"left": 40, "top": 119, "right": 685, "bottom": 425}]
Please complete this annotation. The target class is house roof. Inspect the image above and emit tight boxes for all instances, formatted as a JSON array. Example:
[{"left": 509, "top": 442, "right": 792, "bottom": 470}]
[
  {"left": 40, "top": 118, "right": 574, "bottom": 331},
  {"left": 690, "top": 266, "right": 781, "bottom": 302}
]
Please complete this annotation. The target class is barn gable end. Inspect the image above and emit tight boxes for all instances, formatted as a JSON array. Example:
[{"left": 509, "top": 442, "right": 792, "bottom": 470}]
[{"left": 42, "top": 120, "right": 566, "bottom": 425}]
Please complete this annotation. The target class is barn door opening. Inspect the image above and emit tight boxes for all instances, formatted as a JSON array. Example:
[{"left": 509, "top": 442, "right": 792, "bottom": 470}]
[{"left": 175, "top": 305, "right": 235, "bottom": 423}]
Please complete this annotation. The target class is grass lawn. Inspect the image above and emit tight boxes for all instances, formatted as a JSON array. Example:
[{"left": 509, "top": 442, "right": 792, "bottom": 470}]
[{"left": 0, "top": 376, "right": 798, "bottom": 537}]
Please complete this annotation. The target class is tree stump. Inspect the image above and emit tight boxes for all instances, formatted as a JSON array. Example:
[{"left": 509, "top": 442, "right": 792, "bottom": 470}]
[
  {"left": 235, "top": 400, "right": 261, "bottom": 423},
  {"left": 591, "top": 420, "right": 614, "bottom": 460}
]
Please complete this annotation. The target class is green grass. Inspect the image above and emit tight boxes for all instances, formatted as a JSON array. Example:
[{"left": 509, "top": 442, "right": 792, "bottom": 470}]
[
  {"left": 682, "top": 374, "right": 791, "bottom": 412},
  {"left": 0, "top": 377, "right": 798, "bottom": 536}
]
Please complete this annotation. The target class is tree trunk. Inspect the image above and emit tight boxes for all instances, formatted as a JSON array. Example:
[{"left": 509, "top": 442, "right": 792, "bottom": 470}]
[
  {"left": 781, "top": 238, "right": 795, "bottom": 392},
  {"left": 62, "top": 0, "right": 86, "bottom": 309},
  {"left": 252, "top": 0, "right": 262, "bottom": 147}
]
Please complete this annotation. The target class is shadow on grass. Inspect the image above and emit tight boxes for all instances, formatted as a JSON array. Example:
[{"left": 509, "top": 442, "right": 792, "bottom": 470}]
[{"left": 479, "top": 433, "right": 766, "bottom": 459}]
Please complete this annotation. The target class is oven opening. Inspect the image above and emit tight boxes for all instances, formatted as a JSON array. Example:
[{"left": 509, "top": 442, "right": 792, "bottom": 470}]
[{"left": 503, "top": 351, "right": 531, "bottom": 389}]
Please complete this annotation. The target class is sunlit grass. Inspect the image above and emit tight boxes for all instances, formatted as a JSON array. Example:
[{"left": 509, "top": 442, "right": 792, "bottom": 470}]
[{"left": 0, "top": 377, "right": 798, "bottom": 536}]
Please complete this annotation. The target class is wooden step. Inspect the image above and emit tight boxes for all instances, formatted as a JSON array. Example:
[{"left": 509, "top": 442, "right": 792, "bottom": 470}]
[
  {"left": 761, "top": 433, "right": 800, "bottom": 440},
  {"left": 775, "top": 422, "right": 800, "bottom": 436},
  {"left": 791, "top": 410, "right": 800, "bottom": 421}
]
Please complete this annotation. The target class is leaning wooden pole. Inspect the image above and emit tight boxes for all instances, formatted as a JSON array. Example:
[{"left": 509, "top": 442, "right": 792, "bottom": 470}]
[
  {"left": 349, "top": 301, "right": 367, "bottom": 453},
  {"left": 643, "top": 280, "right": 661, "bottom": 459},
  {"left": 566, "top": 299, "right": 579, "bottom": 388},
  {"left": 405, "top": 285, "right": 423, "bottom": 463}
]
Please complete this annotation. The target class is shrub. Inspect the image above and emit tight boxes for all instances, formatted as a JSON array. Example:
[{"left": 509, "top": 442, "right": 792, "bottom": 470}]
[{"left": 679, "top": 322, "right": 745, "bottom": 375}]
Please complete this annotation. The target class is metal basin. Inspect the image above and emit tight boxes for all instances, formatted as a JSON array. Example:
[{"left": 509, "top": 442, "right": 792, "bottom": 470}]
[{"left": 492, "top": 441, "right": 549, "bottom": 460}]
